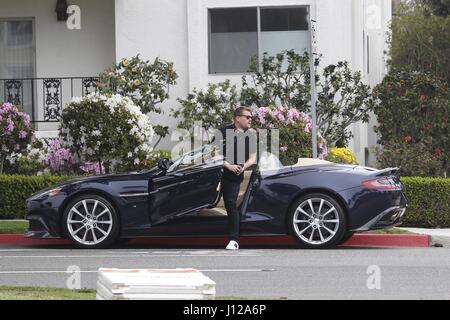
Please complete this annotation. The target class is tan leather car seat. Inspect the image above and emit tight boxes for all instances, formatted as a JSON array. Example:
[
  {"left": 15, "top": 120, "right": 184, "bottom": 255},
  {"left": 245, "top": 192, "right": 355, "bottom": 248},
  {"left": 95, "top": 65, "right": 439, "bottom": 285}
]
[{"left": 197, "top": 170, "right": 252, "bottom": 217}]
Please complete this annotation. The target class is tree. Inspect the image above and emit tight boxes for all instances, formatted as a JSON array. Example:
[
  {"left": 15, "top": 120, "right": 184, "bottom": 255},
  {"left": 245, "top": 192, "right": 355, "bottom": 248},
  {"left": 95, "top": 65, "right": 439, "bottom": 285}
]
[
  {"left": 389, "top": 1, "right": 450, "bottom": 83},
  {"left": 98, "top": 55, "right": 178, "bottom": 146},
  {"left": 421, "top": 0, "right": 450, "bottom": 16}
]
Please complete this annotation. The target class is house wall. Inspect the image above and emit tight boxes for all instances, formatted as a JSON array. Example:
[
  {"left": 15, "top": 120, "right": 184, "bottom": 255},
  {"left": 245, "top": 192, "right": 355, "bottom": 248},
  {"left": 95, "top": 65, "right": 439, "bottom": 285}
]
[
  {"left": 115, "top": 0, "right": 190, "bottom": 137},
  {"left": 0, "top": 0, "right": 116, "bottom": 133},
  {"left": 0, "top": 0, "right": 116, "bottom": 77}
]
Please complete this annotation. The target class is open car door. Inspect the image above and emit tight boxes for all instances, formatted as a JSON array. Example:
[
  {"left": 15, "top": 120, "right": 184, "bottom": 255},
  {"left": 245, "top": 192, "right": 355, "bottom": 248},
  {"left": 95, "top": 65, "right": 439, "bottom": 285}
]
[{"left": 148, "top": 145, "right": 223, "bottom": 225}]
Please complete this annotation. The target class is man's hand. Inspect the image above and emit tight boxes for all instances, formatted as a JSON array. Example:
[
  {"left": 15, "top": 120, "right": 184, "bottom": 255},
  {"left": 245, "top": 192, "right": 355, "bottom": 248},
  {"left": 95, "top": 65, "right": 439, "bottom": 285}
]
[{"left": 225, "top": 163, "right": 243, "bottom": 175}]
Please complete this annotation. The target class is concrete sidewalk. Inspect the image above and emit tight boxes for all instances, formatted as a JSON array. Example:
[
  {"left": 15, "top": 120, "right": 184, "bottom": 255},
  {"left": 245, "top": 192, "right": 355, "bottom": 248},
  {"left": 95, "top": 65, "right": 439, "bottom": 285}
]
[
  {"left": 399, "top": 228, "right": 450, "bottom": 247},
  {"left": 400, "top": 228, "right": 450, "bottom": 237}
]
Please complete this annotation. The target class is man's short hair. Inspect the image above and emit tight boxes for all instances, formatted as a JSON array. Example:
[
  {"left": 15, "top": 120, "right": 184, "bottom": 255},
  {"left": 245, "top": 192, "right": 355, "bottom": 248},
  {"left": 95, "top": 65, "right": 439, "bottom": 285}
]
[{"left": 234, "top": 106, "right": 253, "bottom": 119}]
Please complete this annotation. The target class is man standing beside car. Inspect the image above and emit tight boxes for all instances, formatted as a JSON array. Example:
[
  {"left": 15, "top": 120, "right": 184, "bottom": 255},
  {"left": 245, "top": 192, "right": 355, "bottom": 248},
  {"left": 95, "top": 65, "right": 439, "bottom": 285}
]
[{"left": 219, "top": 106, "right": 257, "bottom": 250}]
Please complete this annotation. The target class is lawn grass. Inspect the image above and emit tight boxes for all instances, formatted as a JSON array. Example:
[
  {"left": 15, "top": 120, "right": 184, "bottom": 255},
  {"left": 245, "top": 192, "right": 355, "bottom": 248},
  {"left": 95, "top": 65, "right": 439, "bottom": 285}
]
[
  {"left": 0, "top": 220, "right": 28, "bottom": 234},
  {"left": 0, "top": 286, "right": 284, "bottom": 300},
  {"left": 0, "top": 286, "right": 96, "bottom": 300},
  {"left": 366, "top": 227, "right": 413, "bottom": 234}
]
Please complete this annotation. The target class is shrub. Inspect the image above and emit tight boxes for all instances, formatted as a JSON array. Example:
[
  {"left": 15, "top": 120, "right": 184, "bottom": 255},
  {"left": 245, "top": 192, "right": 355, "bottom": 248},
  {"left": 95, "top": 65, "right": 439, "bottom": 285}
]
[
  {"left": 6, "top": 138, "right": 48, "bottom": 175},
  {"left": 373, "top": 69, "right": 449, "bottom": 176},
  {"left": 401, "top": 177, "right": 450, "bottom": 227},
  {"left": 1, "top": 175, "right": 447, "bottom": 227},
  {"left": 59, "top": 94, "right": 154, "bottom": 174},
  {"left": 325, "top": 147, "right": 359, "bottom": 165},
  {"left": 0, "top": 175, "right": 75, "bottom": 219},
  {"left": 173, "top": 80, "right": 239, "bottom": 133},
  {"left": 0, "top": 103, "right": 34, "bottom": 174},
  {"left": 375, "top": 139, "right": 445, "bottom": 177},
  {"left": 389, "top": 2, "right": 450, "bottom": 83},
  {"left": 253, "top": 106, "right": 328, "bottom": 165},
  {"left": 98, "top": 55, "right": 178, "bottom": 140},
  {"left": 113, "top": 149, "right": 172, "bottom": 173},
  {"left": 240, "top": 50, "right": 375, "bottom": 147}
]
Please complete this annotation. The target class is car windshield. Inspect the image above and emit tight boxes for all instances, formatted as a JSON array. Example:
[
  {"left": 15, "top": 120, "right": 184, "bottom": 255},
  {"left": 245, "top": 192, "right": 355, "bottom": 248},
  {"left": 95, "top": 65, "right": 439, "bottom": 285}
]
[{"left": 167, "top": 144, "right": 223, "bottom": 172}]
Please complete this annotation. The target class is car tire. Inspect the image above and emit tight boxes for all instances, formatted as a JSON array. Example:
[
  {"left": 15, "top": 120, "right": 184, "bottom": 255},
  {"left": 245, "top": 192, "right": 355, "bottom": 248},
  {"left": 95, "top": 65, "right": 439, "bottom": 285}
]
[
  {"left": 288, "top": 193, "right": 347, "bottom": 249},
  {"left": 62, "top": 194, "right": 120, "bottom": 249},
  {"left": 338, "top": 231, "right": 355, "bottom": 245}
]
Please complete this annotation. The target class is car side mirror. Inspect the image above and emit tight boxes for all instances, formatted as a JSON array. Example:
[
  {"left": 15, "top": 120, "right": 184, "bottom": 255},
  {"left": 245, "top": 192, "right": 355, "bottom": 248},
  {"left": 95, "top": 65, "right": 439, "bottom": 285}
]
[{"left": 157, "top": 158, "right": 171, "bottom": 172}]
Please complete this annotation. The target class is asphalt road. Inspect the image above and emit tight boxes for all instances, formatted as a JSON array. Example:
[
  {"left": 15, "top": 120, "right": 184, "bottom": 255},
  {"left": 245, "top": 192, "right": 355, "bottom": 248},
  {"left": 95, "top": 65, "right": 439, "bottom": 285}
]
[{"left": 0, "top": 244, "right": 449, "bottom": 299}]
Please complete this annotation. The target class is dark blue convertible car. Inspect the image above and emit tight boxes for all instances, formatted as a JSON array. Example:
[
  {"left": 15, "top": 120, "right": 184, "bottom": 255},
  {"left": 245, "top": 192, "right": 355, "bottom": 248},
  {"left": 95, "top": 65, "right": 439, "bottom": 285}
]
[{"left": 25, "top": 146, "right": 408, "bottom": 249}]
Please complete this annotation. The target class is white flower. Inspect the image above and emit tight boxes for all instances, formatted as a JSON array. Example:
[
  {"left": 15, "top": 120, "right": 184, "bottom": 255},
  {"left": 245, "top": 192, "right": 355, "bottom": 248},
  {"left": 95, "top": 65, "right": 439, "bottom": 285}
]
[
  {"left": 127, "top": 152, "right": 132, "bottom": 158},
  {"left": 70, "top": 96, "right": 83, "bottom": 104},
  {"left": 92, "top": 130, "right": 101, "bottom": 137},
  {"left": 134, "top": 158, "right": 140, "bottom": 165}
]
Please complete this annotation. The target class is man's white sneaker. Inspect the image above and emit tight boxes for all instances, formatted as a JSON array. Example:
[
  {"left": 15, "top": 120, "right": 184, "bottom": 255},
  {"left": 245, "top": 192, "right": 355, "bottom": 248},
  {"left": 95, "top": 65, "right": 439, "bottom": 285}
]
[{"left": 225, "top": 240, "right": 239, "bottom": 250}]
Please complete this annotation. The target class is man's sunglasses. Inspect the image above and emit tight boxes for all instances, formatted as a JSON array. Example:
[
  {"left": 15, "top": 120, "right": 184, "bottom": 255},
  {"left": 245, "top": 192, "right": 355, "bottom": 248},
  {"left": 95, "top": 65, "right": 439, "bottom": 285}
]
[{"left": 238, "top": 114, "right": 253, "bottom": 120}]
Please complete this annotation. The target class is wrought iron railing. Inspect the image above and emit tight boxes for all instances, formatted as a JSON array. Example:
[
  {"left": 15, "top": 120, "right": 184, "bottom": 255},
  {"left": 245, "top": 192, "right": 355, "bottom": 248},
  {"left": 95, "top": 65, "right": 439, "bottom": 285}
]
[{"left": 0, "top": 77, "right": 99, "bottom": 124}]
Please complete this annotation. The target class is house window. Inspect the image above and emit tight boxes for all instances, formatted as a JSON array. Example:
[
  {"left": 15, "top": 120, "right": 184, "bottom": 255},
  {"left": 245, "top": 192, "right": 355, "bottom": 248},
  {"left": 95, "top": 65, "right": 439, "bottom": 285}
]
[
  {"left": 0, "top": 19, "right": 35, "bottom": 78},
  {"left": 208, "top": 6, "right": 310, "bottom": 74},
  {"left": 208, "top": 8, "right": 258, "bottom": 74},
  {"left": 0, "top": 19, "right": 35, "bottom": 116}
]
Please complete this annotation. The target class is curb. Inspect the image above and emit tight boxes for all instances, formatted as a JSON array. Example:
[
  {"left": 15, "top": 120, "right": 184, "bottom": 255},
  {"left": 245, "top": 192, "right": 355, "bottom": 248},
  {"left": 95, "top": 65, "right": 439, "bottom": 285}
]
[{"left": 0, "top": 233, "right": 431, "bottom": 247}]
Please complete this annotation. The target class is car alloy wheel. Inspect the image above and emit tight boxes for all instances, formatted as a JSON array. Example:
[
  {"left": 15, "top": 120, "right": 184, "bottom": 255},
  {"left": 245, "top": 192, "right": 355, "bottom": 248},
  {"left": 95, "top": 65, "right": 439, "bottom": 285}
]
[
  {"left": 63, "top": 195, "right": 119, "bottom": 248},
  {"left": 289, "top": 193, "right": 346, "bottom": 248}
]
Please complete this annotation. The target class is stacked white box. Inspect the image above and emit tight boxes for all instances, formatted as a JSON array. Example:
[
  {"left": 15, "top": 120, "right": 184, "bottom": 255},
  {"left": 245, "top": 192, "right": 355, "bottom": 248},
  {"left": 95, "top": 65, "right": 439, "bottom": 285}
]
[{"left": 96, "top": 268, "right": 216, "bottom": 300}]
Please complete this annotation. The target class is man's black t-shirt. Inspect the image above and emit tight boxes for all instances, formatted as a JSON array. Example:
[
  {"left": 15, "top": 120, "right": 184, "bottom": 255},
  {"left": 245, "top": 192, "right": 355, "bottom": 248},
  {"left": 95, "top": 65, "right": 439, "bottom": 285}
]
[{"left": 218, "top": 124, "right": 257, "bottom": 183}]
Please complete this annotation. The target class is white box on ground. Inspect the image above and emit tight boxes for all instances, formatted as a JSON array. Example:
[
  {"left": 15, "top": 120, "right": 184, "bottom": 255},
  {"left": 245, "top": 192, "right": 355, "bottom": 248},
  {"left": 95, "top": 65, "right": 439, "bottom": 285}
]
[{"left": 96, "top": 268, "right": 216, "bottom": 300}]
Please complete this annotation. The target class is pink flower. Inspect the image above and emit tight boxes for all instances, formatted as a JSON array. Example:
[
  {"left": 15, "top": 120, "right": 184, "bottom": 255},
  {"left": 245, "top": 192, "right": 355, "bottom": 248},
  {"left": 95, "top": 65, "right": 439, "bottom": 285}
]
[
  {"left": 277, "top": 113, "right": 286, "bottom": 123},
  {"left": 419, "top": 95, "right": 427, "bottom": 102},
  {"left": 19, "top": 131, "right": 27, "bottom": 139},
  {"left": 80, "top": 161, "right": 104, "bottom": 175},
  {"left": 47, "top": 138, "right": 76, "bottom": 171},
  {"left": 403, "top": 135, "right": 412, "bottom": 142}
]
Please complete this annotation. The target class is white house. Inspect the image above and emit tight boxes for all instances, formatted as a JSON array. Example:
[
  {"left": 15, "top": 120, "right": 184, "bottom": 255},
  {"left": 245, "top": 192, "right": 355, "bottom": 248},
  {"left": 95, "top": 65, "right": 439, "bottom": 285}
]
[{"left": 0, "top": 0, "right": 392, "bottom": 165}]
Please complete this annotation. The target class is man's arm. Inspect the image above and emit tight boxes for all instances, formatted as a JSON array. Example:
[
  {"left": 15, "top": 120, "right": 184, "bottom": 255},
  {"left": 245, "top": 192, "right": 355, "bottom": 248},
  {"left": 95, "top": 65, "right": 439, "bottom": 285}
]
[{"left": 241, "top": 152, "right": 256, "bottom": 172}]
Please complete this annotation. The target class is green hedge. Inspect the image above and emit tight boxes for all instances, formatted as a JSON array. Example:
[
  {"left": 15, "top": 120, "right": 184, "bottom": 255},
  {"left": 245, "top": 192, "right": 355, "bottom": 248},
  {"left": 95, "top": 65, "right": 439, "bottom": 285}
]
[
  {"left": 0, "top": 175, "right": 75, "bottom": 219},
  {"left": 401, "top": 177, "right": 450, "bottom": 228},
  {"left": 0, "top": 175, "right": 449, "bottom": 227}
]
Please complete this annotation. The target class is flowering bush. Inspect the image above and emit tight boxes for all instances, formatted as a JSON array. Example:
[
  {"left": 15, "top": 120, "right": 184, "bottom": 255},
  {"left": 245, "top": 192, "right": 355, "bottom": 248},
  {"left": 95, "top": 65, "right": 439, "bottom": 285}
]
[
  {"left": 375, "top": 139, "right": 445, "bottom": 177},
  {"left": 59, "top": 93, "right": 155, "bottom": 174},
  {"left": 174, "top": 80, "right": 239, "bottom": 135},
  {"left": 325, "top": 147, "right": 359, "bottom": 165},
  {"left": 114, "top": 149, "right": 172, "bottom": 173},
  {"left": 7, "top": 138, "right": 78, "bottom": 175},
  {"left": 0, "top": 102, "right": 34, "bottom": 174},
  {"left": 373, "top": 69, "right": 449, "bottom": 176},
  {"left": 241, "top": 50, "right": 375, "bottom": 147},
  {"left": 253, "top": 106, "right": 328, "bottom": 165},
  {"left": 98, "top": 55, "right": 178, "bottom": 140},
  {"left": 6, "top": 138, "right": 48, "bottom": 175}
]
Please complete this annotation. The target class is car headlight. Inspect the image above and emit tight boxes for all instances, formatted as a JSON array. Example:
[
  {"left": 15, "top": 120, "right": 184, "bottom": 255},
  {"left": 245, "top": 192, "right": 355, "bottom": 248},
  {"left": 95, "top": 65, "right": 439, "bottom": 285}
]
[{"left": 29, "top": 187, "right": 63, "bottom": 200}]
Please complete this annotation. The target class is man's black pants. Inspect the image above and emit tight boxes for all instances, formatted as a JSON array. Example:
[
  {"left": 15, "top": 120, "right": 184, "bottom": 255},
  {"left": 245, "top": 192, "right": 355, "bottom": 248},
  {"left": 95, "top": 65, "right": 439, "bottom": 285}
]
[{"left": 221, "top": 178, "right": 241, "bottom": 242}]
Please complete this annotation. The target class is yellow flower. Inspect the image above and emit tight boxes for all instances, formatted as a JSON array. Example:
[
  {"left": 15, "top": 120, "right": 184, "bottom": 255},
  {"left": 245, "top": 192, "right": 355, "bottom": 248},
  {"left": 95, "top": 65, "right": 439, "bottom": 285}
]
[
  {"left": 132, "top": 67, "right": 138, "bottom": 73},
  {"left": 329, "top": 147, "right": 358, "bottom": 165},
  {"left": 133, "top": 79, "right": 141, "bottom": 86},
  {"left": 122, "top": 59, "right": 129, "bottom": 67}
]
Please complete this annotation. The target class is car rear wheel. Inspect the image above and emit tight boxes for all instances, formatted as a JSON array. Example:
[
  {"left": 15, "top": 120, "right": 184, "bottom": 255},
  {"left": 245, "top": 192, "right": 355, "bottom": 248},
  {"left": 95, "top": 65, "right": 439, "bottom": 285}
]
[
  {"left": 62, "top": 194, "right": 120, "bottom": 249},
  {"left": 338, "top": 231, "right": 355, "bottom": 245},
  {"left": 288, "top": 193, "right": 347, "bottom": 249}
]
